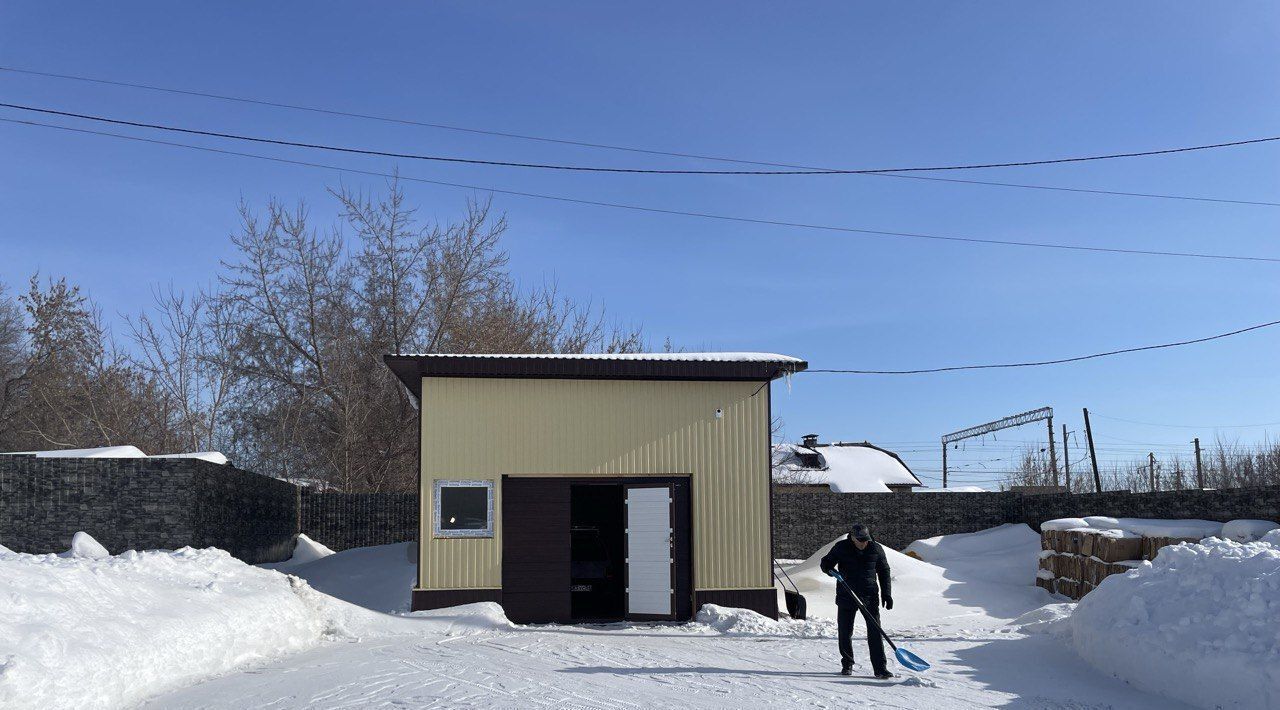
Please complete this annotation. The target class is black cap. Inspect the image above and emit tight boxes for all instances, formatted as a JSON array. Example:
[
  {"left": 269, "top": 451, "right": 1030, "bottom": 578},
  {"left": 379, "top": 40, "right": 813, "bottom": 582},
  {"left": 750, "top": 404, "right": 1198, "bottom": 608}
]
[{"left": 851, "top": 524, "right": 872, "bottom": 541}]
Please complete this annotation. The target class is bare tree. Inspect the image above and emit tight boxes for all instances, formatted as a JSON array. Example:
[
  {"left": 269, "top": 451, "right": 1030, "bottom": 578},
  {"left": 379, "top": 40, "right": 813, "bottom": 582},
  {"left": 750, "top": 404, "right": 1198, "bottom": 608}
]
[
  {"left": 209, "top": 182, "right": 642, "bottom": 491},
  {"left": 126, "top": 286, "right": 238, "bottom": 452}
]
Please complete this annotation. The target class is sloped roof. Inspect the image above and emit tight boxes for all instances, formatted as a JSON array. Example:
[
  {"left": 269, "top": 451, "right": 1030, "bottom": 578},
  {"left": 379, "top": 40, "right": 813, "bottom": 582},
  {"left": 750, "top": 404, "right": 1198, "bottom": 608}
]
[
  {"left": 385, "top": 352, "right": 807, "bottom": 397},
  {"left": 773, "top": 441, "right": 922, "bottom": 492}
]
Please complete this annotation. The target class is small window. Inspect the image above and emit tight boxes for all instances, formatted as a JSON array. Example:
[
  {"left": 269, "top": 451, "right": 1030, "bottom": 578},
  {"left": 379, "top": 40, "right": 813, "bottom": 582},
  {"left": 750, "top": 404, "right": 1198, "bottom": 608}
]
[{"left": 434, "top": 480, "right": 494, "bottom": 538}]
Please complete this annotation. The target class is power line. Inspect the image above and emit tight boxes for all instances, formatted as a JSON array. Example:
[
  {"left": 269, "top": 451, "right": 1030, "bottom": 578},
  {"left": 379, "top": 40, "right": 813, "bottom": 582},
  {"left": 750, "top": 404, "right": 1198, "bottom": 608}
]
[
  {"left": 1090, "top": 412, "right": 1280, "bottom": 429},
  {"left": 8, "top": 67, "right": 1279, "bottom": 207},
  {"left": 805, "top": 318, "right": 1280, "bottom": 374},
  {"left": 5, "top": 99, "right": 1280, "bottom": 184},
  {"left": 5, "top": 117, "right": 1280, "bottom": 266}
]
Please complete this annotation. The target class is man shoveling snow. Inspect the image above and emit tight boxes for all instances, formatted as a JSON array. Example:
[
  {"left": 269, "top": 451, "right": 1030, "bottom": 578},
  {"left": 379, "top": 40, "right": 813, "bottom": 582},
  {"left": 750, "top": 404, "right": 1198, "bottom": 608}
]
[{"left": 820, "top": 523, "right": 895, "bottom": 679}]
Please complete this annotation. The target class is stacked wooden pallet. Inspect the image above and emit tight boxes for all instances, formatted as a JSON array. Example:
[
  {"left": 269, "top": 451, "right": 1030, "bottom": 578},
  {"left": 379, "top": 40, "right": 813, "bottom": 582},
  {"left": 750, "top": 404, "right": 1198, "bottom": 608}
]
[{"left": 1036, "top": 528, "right": 1196, "bottom": 600}]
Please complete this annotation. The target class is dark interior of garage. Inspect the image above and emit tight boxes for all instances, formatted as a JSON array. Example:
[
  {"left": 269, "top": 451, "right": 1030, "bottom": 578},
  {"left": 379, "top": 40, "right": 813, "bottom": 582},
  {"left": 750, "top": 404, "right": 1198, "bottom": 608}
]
[{"left": 569, "top": 483, "right": 626, "bottom": 621}]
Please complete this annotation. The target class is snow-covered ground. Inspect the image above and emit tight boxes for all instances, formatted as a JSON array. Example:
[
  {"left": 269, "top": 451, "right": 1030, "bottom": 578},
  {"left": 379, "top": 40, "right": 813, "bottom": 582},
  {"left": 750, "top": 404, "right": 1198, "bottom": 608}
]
[
  {"left": 8, "top": 525, "right": 1238, "bottom": 709},
  {"left": 146, "top": 525, "right": 1186, "bottom": 709}
]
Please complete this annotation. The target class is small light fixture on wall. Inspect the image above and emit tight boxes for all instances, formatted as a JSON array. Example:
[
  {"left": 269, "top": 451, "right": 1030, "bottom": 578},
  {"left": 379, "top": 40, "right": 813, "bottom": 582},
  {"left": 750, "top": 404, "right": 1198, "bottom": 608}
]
[{"left": 714, "top": 408, "right": 724, "bottom": 419}]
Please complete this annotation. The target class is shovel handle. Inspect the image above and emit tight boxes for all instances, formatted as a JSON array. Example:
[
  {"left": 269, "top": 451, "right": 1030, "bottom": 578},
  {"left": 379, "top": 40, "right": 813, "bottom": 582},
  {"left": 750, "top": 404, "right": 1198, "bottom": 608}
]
[{"left": 830, "top": 571, "right": 899, "bottom": 653}]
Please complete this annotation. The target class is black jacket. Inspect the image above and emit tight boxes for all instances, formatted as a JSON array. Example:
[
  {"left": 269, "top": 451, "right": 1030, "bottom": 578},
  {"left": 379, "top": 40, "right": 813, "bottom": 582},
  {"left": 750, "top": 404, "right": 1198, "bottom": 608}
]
[{"left": 819, "top": 535, "right": 892, "bottom": 608}]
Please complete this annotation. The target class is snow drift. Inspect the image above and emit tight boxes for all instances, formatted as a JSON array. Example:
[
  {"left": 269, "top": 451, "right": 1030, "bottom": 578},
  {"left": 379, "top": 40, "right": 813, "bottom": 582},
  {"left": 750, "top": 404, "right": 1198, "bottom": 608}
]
[
  {"left": 1071, "top": 531, "right": 1280, "bottom": 709},
  {"left": 0, "top": 534, "right": 508, "bottom": 709},
  {"left": 695, "top": 604, "right": 834, "bottom": 638},
  {"left": 777, "top": 525, "right": 1052, "bottom": 632},
  {"left": 262, "top": 541, "right": 416, "bottom": 614}
]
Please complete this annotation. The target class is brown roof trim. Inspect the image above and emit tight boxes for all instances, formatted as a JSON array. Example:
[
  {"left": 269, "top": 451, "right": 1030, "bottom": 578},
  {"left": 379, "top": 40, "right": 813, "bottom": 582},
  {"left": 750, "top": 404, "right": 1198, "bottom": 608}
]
[{"left": 384, "top": 353, "right": 807, "bottom": 398}]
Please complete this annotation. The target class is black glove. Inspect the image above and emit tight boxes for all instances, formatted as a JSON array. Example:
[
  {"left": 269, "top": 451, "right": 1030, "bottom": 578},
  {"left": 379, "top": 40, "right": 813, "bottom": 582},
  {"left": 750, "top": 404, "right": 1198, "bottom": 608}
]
[{"left": 882, "top": 596, "right": 893, "bottom": 610}]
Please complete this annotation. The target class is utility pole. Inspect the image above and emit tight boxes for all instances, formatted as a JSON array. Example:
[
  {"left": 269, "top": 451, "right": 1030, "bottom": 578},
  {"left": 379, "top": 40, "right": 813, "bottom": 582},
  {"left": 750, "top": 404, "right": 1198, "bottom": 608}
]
[
  {"left": 1083, "top": 408, "right": 1102, "bottom": 493},
  {"left": 1194, "top": 437, "right": 1204, "bottom": 489},
  {"left": 1047, "top": 416, "right": 1058, "bottom": 487},
  {"left": 1149, "top": 452, "right": 1157, "bottom": 492},
  {"left": 1062, "top": 425, "right": 1071, "bottom": 492},
  {"left": 942, "top": 442, "right": 948, "bottom": 489}
]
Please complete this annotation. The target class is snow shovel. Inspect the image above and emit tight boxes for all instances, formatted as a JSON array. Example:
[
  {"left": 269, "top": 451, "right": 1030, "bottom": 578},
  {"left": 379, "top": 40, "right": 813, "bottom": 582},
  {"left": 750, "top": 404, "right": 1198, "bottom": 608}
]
[
  {"left": 773, "top": 562, "right": 807, "bottom": 620},
  {"left": 829, "top": 570, "right": 930, "bottom": 672}
]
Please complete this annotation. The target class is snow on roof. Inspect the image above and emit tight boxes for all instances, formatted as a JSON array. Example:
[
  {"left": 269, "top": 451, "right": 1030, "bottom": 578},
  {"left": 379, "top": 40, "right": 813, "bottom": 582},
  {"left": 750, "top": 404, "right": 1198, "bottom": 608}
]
[
  {"left": 149, "top": 452, "right": 230, "bottom": 466},
  {"left": 773, "top": 442, "right": 922, "bottom": 492},
  {"left": 915, "top": 485, "right": 991, "bottom": 493},
  {"left": 2, "top": 446, "right": 228, "bottom": 465},
  {"left": 3, "top": 446, "right": 148, "bottom": 459},
  {"left": 393, "top": 352, "right": 804, "bottom": 363}
]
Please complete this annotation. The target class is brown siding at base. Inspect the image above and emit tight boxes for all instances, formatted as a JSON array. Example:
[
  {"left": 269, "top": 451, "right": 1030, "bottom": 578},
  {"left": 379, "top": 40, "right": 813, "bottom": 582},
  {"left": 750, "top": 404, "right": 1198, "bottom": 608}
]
[
  {"left": 412, "top": 588, "right": 501, "bottom": 611},
  {"left": 695, "top": 589, "right": 778, "bottom": 620}
]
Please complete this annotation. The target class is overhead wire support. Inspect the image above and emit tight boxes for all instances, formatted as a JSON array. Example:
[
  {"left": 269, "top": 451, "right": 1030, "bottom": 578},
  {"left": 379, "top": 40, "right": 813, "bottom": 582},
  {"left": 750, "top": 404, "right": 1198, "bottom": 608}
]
[
  {"left": 5, "top": 117, "right": 1280, "bottom": 266},
  {"left": 941, "top": 407, "right": 1054, "bottom": 488}
]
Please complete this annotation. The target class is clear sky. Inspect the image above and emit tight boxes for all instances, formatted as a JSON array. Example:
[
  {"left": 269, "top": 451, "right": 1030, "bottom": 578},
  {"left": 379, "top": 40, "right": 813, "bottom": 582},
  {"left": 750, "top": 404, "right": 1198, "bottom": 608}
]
[{"left": 2, "top": 3, "right": 1278, "bottom": 487}]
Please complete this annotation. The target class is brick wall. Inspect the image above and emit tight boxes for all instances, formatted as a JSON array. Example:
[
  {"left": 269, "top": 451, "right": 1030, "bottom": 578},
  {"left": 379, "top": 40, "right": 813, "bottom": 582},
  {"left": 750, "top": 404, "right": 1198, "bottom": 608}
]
[
  {"left": 0, "top": 455, "right": 298, "bottom": 564},
  {"left": 772, "top": 484, "right": 1280, "bottom": 559},
  {"left": 300, "top": 490, "right": 417, "bottom": 551}
]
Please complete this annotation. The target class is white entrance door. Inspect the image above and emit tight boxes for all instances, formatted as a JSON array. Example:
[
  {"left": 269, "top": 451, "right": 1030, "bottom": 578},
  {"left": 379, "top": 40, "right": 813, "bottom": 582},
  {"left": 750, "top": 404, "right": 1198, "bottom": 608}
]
[{"left": 625, "top": 485, "right": 673, "bottom": 616}]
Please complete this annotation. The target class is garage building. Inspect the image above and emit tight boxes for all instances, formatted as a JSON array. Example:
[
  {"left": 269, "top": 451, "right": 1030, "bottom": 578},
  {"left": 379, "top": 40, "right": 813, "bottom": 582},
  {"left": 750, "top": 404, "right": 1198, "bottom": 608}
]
[{"left": 384, "top": 352, "right": 807, "bottom": 623}]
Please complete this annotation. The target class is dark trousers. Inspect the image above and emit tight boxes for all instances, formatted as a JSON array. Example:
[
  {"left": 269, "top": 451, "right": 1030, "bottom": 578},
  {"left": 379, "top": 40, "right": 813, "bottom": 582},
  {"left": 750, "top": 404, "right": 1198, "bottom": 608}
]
[{"left": 837, "top": 601, "right": 887, "bottom": 674}]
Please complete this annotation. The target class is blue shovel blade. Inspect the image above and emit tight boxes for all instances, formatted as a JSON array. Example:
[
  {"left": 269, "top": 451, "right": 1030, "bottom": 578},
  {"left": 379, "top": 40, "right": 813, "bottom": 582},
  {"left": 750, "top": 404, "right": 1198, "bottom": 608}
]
[{"left": 895, "top": 648, "right": 931, "bottom": 672}]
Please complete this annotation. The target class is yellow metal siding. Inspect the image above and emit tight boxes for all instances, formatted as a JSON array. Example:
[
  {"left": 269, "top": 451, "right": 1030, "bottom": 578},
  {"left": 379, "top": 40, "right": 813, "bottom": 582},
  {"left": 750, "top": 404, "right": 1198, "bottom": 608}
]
[{"left": 419, "top": 377, "right": 771, "bottom": 591}]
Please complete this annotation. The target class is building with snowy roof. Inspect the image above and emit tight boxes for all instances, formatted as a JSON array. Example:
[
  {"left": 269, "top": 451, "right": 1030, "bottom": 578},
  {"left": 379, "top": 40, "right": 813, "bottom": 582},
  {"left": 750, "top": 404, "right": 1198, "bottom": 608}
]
[
  {"left": 384, "top": 351, "right": 807, "bottom": 623},
  {"left": 772, "top": 434, "right": 923, "bottom": 493}
]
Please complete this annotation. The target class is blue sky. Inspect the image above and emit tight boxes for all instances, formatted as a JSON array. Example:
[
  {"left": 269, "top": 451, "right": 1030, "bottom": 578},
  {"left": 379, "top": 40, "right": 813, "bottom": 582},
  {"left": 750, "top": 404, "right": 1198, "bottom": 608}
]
[{"left": 2, "top": 3, "right": 1278, "bottom": 486}]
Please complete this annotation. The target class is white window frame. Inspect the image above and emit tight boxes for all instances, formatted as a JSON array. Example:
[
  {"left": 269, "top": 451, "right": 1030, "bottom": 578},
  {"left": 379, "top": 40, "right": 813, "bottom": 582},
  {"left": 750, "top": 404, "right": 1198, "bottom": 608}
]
[{"left": 433, "top": 479, "right": 495, "bottom": 538}]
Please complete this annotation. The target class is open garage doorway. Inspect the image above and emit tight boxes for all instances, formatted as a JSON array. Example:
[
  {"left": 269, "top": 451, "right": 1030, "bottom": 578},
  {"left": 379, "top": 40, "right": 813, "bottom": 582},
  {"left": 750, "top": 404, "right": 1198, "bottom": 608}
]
[
  {"left": 570, "top": 483, "right": 626, "bottom": 621},
  {"left": 502, "top": 476, "right": 693, "bottom": 624}
]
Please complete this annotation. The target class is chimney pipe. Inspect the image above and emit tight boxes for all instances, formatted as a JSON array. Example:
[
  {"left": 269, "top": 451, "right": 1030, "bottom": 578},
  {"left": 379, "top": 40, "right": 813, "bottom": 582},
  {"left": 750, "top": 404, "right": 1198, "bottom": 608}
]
[{"left": 801, "top": 433, "right": 820, "bottom": 448}]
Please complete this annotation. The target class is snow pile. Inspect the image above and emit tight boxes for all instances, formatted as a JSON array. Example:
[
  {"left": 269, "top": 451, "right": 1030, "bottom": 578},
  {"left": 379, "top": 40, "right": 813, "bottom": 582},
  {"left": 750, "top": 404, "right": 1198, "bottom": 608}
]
[
  {"left": 906, "top": 523, "right": 1038, "bottom": 563},
  {"left": 0, "top": 533, "right": 437, "bottom": 710},
  {"left": 60, "top": 530, "right": 110, "bottom": 559},
  {"left": 262, "top": 541, "right": 416, "bottom": 614},
  {"left": 264, "top": 534, "right": 336, "bottom": 568},
  {"left": 1010, "top": 603, "right": 1075, "bottom": 638},
  {"left": 904, "top": 524, "right": 1042, "bottom": 587},
  {"left": 0, "top": 538, "right": 323, "bottom": 708},
  {"left": 695, "top": 604, "right": 834, "bottom": 638},
  {"left": 915, "top": 485, "right": 990, "bottom": 493},
  {"left": 777, "top": 525, "right": 1052, "bottom": 631},
  {"left": 1042, "top": 516, "right": 1223, "bottom": 538},
  {"left": 406, "top": 602, "right": 514, "bottom": 637},
  {"left": 1071, "top": 533, "right": 1280, "bottom": 709},
  {"left": 1222, "top": 519, "right": 1280, "bottom": 543}
]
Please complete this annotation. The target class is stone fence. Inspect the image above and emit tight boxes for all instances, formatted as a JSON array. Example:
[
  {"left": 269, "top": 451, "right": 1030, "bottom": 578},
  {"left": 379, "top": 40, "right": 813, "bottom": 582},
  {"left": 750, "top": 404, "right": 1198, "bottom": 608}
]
[
  {"left": 5, "top": 454, "right": 1276, "bottom": 565},
  {"left": 299, "top": 489, "right": 416, "bottom": 551},
  {"left": 0, "top": 455, "right": 298, "bottom": 564},
  {"left": 772, "top": 484, "right": 1280, "bottom": 559}
]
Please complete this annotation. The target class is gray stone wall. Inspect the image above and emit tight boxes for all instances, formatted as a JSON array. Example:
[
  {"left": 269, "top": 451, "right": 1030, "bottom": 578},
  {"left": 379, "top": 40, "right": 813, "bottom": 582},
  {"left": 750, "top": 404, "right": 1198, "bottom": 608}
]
[
  {"left": 300, "top": 490, "right": 416, "bottom": 551},
  {"left": 772, "top": 484, "right": 1280, "bottom": 559},
  {"left": 0, "top": 455, "right": 298, "bottom": 564},
  {"left": 7, "top": 455, "right": 1275, "bottom": 566}
]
